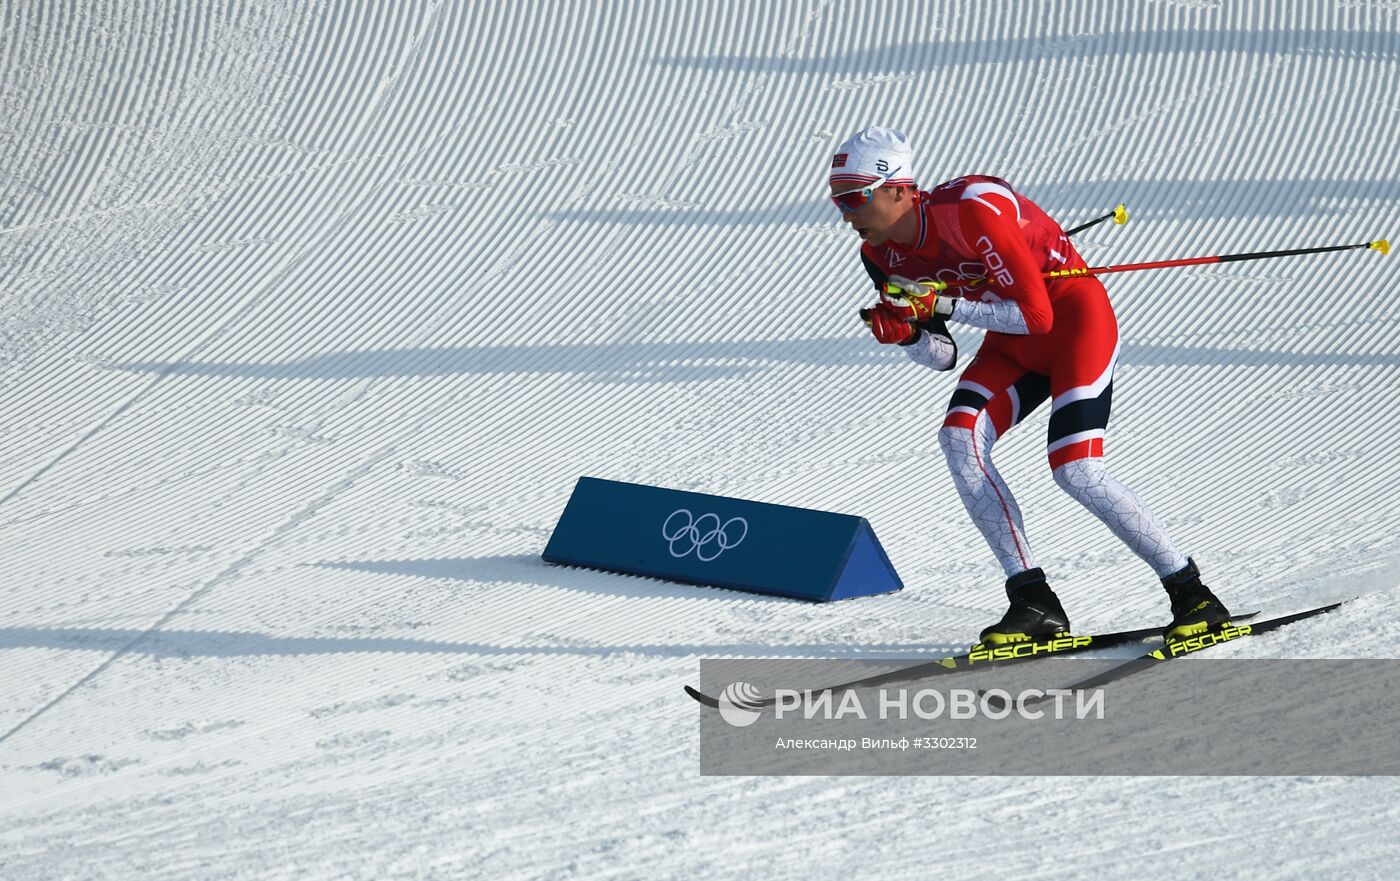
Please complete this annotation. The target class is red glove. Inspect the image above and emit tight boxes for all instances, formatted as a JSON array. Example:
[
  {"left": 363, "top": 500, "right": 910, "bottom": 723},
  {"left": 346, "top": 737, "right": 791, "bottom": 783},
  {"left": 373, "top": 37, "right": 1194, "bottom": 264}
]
[
  {"left": 861, "top": 302, "right": 917, "bottom": 345},
  {"left": 883, "top": 276, "right": 955, "bottom": 322}
]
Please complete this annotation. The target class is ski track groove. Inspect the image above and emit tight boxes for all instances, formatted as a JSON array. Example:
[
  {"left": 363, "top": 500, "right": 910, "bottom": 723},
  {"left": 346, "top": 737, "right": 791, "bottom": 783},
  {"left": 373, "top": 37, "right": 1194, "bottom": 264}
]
[{"left": 0, "top": 1, "right": 1398, "bottom": 879}]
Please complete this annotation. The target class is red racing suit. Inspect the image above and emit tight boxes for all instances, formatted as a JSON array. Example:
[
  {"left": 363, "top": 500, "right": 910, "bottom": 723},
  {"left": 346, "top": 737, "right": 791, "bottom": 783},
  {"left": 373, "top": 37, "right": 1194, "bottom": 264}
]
[{"left": 860, "top": 176, "right": 1120, "bottom": 469}]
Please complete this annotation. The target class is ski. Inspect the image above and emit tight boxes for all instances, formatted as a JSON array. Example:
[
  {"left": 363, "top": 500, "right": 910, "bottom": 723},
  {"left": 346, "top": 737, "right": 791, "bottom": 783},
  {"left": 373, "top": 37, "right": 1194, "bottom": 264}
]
[
  {"left": 990, "top": 602, "right": 1345, "bottom": 710},
  {"left": 684, "top": 611, "right": 1260, "bottom": 709}
]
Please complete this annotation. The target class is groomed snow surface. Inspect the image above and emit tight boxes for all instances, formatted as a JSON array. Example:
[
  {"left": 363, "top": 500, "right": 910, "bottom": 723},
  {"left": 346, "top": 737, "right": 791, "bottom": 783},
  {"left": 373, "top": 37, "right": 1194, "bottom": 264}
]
[{"left": 2, "top": 2, "right": 1399, "bottom": 878}]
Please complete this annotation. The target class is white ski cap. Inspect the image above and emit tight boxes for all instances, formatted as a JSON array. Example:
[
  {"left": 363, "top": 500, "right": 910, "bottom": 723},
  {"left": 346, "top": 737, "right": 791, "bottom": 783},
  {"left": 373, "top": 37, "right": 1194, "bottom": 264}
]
[{"left": 830, "top": 126, "right": 916, "bottom": 187}]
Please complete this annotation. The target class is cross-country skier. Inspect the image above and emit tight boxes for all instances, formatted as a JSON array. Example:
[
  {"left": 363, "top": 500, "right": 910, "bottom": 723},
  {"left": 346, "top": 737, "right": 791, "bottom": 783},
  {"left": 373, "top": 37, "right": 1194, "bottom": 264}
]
[{"left": 830, "top": 125, "right": 1231, "bottom": 645}]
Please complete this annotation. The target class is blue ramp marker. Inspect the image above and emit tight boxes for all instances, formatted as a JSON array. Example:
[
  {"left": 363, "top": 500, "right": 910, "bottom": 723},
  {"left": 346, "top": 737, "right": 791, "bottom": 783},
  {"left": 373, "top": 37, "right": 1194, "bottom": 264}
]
[{"left": 542, "top": 477, "right": 902, "bottom": 602}]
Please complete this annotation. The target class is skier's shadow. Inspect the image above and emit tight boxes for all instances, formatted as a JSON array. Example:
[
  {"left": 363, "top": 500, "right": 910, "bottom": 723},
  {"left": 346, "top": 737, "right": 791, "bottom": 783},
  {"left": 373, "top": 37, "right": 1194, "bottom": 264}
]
[
  {"left": 0, "top": 555, "right": 964, "bottom": 660},
  {"left": 110, "top": 333, "right": 1396, "bottom": 382},
  {"left": 0, "top": 625, "right": 960, "bottom": 662}
]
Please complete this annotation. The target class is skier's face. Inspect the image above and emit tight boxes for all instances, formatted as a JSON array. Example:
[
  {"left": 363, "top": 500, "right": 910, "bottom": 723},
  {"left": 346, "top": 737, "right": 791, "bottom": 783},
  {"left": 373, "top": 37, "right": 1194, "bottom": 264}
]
[{"left": 830, "top": 181, "right": 912, "bottom": 246}]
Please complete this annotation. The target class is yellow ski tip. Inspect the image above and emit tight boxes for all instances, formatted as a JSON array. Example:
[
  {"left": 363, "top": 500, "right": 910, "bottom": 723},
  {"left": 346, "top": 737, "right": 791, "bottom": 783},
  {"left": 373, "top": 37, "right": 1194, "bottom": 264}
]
[
  {"left": 1113, "top": 204, "right": 1128, "bottom": 225},
  {"left": 1373, "top": 239, "right": 1390, "bottom": 256}
]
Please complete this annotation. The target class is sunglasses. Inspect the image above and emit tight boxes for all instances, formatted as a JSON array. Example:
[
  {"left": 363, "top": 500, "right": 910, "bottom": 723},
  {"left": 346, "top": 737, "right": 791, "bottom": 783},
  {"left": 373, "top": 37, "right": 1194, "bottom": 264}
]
[{"left": 830, "top": 167, "right": 901, "bottom": 213}]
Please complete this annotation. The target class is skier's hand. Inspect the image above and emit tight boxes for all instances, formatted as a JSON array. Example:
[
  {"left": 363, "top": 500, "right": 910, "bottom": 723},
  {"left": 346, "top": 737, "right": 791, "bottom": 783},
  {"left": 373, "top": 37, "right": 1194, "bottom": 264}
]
[
  {"left": 884, "top": 275, "right": 955, "bottom": 322},
  {"left": 860, "top": 301, "right": 918, "bottom": 345}
]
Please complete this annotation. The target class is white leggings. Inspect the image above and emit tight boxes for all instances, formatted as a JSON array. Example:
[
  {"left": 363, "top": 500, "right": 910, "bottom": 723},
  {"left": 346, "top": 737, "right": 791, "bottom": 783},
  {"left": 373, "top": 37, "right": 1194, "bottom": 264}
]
[{"left": 938, "top": 416, "right": 1188, "bottom": 579}]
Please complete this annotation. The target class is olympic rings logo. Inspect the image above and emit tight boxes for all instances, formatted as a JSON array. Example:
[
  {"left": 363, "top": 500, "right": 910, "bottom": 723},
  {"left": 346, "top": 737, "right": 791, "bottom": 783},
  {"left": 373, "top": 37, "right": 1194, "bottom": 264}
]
[{"left": 661, "top": 509, "right": 748, "bottom": 561}]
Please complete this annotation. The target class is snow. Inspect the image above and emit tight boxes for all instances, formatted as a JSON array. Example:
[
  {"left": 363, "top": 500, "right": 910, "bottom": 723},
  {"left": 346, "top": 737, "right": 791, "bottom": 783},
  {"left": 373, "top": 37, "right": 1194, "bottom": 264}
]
[{"left": 1, "top": 1, "right": 1399, "bottom": 878}]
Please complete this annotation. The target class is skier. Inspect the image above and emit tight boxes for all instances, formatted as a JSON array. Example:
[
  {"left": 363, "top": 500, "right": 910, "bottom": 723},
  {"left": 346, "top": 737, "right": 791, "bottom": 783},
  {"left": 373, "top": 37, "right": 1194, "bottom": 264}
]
[{"left": 830, "top": 125, "right": 1231, "bottom": 645}]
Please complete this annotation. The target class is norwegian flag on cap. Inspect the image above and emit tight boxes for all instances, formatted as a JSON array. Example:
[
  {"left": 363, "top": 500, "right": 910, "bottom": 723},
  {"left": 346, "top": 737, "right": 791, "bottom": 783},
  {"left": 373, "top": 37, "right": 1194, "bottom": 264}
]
[{"left": 829, "top": 126, "right": 915, "bottom": 187}]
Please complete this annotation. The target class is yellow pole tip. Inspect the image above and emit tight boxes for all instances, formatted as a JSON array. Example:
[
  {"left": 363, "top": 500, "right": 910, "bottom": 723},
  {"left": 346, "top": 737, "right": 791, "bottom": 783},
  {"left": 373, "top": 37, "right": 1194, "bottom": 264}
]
[
  {"left": 1374, "top": 239, "right": 1390, "bottom": 256},
  {"left": 1114, "top": 204, "right": 1128, "bottom": 225}
]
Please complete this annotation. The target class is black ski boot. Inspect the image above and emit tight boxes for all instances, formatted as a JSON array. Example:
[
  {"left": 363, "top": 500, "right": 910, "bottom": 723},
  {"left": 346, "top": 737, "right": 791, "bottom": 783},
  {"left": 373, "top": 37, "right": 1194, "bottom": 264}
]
[
  {"left": 1161, "top": 557, "right": 1232, "bottom": 640},
  {"left": 978, "top": 567, "right": 1071, "bottom": 646}
]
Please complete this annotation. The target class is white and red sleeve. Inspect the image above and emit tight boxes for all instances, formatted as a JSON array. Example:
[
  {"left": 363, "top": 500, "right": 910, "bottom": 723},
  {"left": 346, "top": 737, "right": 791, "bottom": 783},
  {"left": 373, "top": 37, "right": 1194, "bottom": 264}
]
[{"left": 947, "top": 185, "right": 1054, "bottom": 335}]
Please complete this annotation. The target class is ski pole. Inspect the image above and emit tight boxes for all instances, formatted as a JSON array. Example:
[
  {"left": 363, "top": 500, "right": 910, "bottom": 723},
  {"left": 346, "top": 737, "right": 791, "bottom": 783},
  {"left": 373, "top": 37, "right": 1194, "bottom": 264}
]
[
  {"left": 1063, "top": 203, "right": 1128, "bottom": 237},
  {"left": 860, "top": 203, "right": 1128, "bottom": 325},
  {"left": 900, "top": 238, "right": 1390, "bottom": 294}
]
